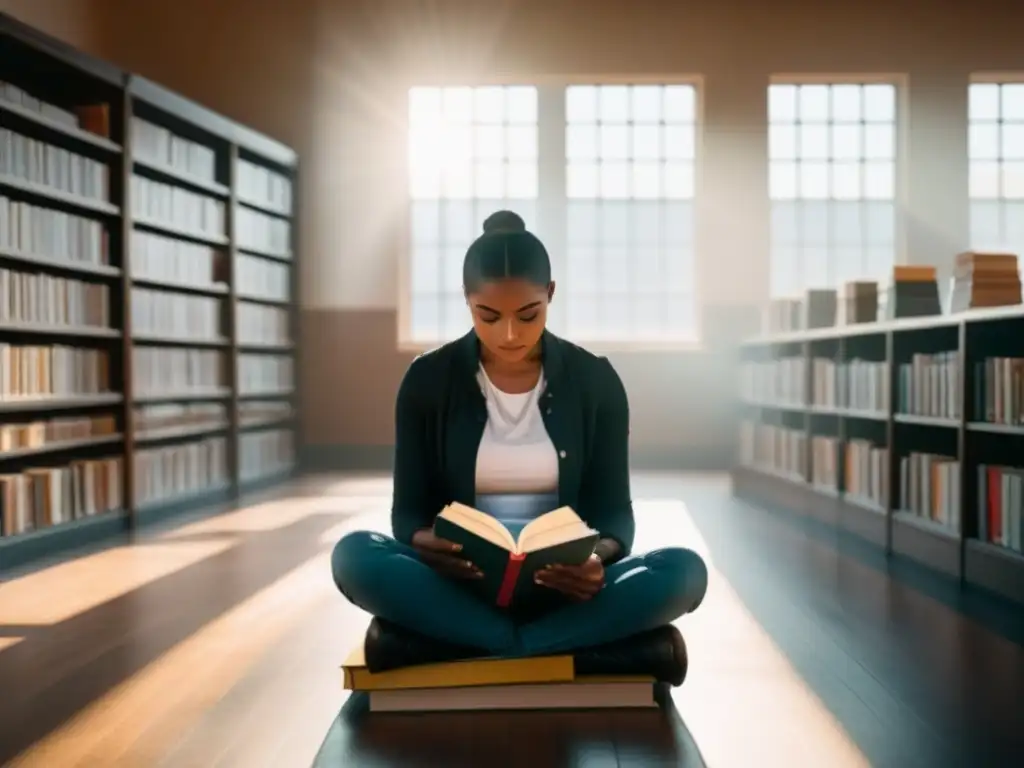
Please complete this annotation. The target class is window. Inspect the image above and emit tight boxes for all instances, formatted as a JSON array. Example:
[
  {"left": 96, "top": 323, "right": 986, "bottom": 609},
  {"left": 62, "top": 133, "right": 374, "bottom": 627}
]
[
  {"left": 768, "top": 82, "right": 898, "bottom": 298},
  {"left": 407, "top": 85, "right": 538, "bottom": 343},
  {"left": 564, "top": 84, "right": 697, "bottom": 342},
  {"left": 968, "top": 82, "right": 1024, "bottom": 261}
]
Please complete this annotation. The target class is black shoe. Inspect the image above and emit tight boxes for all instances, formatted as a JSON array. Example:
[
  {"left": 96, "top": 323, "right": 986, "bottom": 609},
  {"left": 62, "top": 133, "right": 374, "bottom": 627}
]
[
  {"left": 362, "top": 617, "right": 487, "bottom": 673},
  {"left": 574, "top": 625, "right": 689, "bottom": 687}
]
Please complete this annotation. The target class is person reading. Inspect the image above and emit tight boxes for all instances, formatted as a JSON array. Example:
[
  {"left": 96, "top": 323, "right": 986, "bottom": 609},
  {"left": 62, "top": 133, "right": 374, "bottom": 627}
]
[{"left": 330, "top": 211, "right": 708, "bottom": 686}]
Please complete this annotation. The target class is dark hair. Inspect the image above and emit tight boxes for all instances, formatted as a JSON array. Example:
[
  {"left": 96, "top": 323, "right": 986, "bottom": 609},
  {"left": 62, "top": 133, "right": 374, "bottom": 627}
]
[{"left": 463, "top": 210, "right": 552, "bottom": 293}]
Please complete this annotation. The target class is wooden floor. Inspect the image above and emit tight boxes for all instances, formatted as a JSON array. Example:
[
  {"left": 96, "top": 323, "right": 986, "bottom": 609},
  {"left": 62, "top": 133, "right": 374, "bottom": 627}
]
[{"left": 0, "top": 473, "right": 1021, "bottom": 767}]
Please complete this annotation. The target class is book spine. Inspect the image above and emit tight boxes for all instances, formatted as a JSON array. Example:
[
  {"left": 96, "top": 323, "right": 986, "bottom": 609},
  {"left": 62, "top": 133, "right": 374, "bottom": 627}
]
[{"left": 496, "top": 552, "right": 527, "bottom": 608}]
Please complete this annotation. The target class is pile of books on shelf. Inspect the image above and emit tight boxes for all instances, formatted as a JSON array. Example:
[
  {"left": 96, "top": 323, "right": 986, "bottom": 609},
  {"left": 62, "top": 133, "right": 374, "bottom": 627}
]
[
  {"left": 977, "top": 464, "right": 1023, "bottom": 552},
  {"left": 238, "top": 159, "right": 292, "bottom": 213},
  {"left": 237, "top": 254, "right": 289, "bottom": 300},
  {"left": 132, "top": 175, "right": 226, "bottom": 238},
  {"left": 0, "top": 80, "right": 102, "bottom": 133},
  {"left": 882, "top": 266, "right": 941, "bottom": 319},
  {"left": 0, "top": 195, "right": 109, "bottom": 265},
  {"left": 132, "top": 231, "right": 224, "bottom": 288},
  {"left": 0, "top": 457, "right": 123, "bottom": 536},
  {"left": 0, "top": 268, "right": 111, "bottom": 327},
  {"left": 837, "top": 281, "right": 878, "bottom": 325},
  {"left": 132, "top": 117, "right": 217, "bottom": 181},
  {"left": 133, "top": 437, "right": 228, "bottom": 507},
  {"left": 0, "top": 414, "right": 117, "bottom": 453},
  {"left": 843, "top": 359, "right": 889, "bottom": 413},
  {"left": 0, "top": 344, "right": 111, "bottom": 399},
  {"left": 240, "top": 428, "right": 294, "bottom": 480},
  {"left": 738, "top": 421, "right": 806, "bottom": 479},
  {"left": 237, "top": 304, "right": 289, "bottom": 346},
  {"left": 973, "top": 356, "right": 1024, "bottom": 424},
  {"left": 133, "top": 347, "right": 225, "bottom": 397},
  {"left": 896, "top": 351, "right": 960, "bottom": 419},
  {"left": 237, "top": 207, "right": 290, "bottom": 257},
  {"left": 739, "top": 356, "right": 806, "bottom": 406},
  {"left": 845, "top": 439, "right": 888, "bottom": 509},
  {"left": 239, "top": 354, "right": 292, "bottom": 394},
  {"left": 134, "top": 403, "right": 227, "bottom": 436},
  {"left": 0, "top": 127, "right": 110, "bottom": 202},
  {"left": 239, "top": 400, "right": 293, "bottom": 427},
  {"left": 131, "top": 288, "right": 222, "bottom": 340},
  {"left": 898, "top": 451, "right": 960, "bottom": 530},
  {"left": 949, "top": 251, "right": 1022, "bottom": 313},
  {"left": 810, "top": 435, "right": 839, "bottom": 491}
]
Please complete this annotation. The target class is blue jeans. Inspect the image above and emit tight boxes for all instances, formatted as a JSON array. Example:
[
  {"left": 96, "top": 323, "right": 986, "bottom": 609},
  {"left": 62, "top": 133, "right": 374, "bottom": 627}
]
[{"left": 331, "top": 531, "right": 709, "bottom": 656}]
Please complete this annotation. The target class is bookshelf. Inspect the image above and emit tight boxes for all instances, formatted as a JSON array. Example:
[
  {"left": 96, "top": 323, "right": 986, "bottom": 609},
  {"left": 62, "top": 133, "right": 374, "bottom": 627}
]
[
  {"left": 734, "top": 304, "right": 1024, "bottom": 606},
  {"left": 0, "top": 14, "right": 298, "bottom": 570}
]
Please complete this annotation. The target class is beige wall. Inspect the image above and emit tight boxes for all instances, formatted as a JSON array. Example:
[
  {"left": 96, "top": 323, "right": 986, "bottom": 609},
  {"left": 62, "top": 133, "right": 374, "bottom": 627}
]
[{"left": 3, "top": 0, "right": 1022, "bottom": 466}]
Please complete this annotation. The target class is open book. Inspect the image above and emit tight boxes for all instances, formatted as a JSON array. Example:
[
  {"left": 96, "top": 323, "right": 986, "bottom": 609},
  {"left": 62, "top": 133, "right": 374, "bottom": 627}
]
[{"left": 433, "top": 502, "right": 599, "bottom": 608}]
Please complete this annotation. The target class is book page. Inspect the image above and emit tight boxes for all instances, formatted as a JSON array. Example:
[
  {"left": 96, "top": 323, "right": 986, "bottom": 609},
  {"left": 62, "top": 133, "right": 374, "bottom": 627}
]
[
  {"left": 437, "top": 503, "right": 516, "bottom": 550},
  {"left": 517, "top": 507, "right": 594, "bottom": 553}
]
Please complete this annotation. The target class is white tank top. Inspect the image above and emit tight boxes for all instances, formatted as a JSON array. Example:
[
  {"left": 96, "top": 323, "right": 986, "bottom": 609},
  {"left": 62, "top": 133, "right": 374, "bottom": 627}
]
[{"left": 474, "top": 365, "right": 559, "bottom": 498}]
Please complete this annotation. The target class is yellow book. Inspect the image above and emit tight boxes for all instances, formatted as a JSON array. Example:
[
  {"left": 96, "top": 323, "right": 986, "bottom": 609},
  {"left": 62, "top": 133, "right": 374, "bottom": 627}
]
[{"left": 341, "top": 643, "right": 576, "bottom": 692}]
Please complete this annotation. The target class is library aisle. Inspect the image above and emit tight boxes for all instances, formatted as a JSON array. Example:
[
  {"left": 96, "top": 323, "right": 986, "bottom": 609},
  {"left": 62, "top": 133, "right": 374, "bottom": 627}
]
[{"left": 0, "top": 472, "right": 1019, "bottom": 767}]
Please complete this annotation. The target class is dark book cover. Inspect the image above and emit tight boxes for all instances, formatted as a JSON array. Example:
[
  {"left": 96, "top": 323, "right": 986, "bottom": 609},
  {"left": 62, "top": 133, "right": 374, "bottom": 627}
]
[{"left": 433, "top": 516, "right": 599, "bottom": 608}]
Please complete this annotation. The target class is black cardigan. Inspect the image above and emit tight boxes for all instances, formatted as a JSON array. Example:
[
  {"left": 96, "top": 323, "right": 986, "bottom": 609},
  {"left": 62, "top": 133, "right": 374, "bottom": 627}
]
[{"left": 390, "top": 329, "right": 635, "bottom": 560}]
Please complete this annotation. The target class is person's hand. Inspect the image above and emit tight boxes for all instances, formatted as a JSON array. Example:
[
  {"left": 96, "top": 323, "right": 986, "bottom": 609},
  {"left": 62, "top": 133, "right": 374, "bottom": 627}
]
[
  {"left": 411, "top": 528, "right": 483, "bottom": 579},
  {"left": 535, "top": 554, "right": 604, "bottom": 600}
]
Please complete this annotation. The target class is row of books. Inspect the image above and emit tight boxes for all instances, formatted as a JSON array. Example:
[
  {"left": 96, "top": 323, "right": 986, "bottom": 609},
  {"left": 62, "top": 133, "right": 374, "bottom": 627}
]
[
  {"left": 237, "top": 207, "right": 290, "bottom": 257},
  {"left": 896, "top": 352, "right": 960, "bottom": 420},
  {"left": 240, "top": 428, "right": 294, "bottom": 480},
  {"left": 738, "top": 421, "right": 806, "bottom": 478},
  {"left": 0, "top": 456, "right": 123, "bottom": 537},
  {"left": 974, "top": 357, "right": 1024, "bottom": 425},
  {"left": 237, "top": 304, "right": 290, "bottom": 346},
  {"left": 135, "top": 402, "right": 227, "bottom": 435},
  {"left": 0, "top": 414, "right": 117, "bottom": 455},
  {"left": 238, "top": 159, "right": 293, "bottom": 214},
  {"left": 131, "top": 117, "right": 218, "bottom": 183},
  {"left": 237, "top": 253, "right": 289, "bottom": 300},
  {"left": 898, "top": 451, "right": 960, "bottom": 530},
  {"left": 0, "top": 195, "right": 109, "bottom": 265},
  {"left": 0, "top": 344, "right": 110, "bottom": 399},
  {"left": 0, "top": 81, "right": 97, "bottom": 135},
  {"left": 131, "top": 230, "right": 224, "bottom": 289},
  {"left": 239, "top": 354, "right": 293, "bottom": 393},
  {"left": 131, "top": 288, "right": 222, "bottom": 340},
  {"left": 738, "top": 357, "right": 806, "bottom": 406},
  {"left": 805, "top": 435, "right": 890, "bottom": 509},
  {"left": 977, "top": 464, "right": 1024, "bottom": 553},
  {"left": 133, "top": 437, "right": 228, "bottom": 507},
  {"left": 239, "top": 400, "right": 293, "bottom": 426},
  {"left": 0, "top": 268, "right": 110, "bottom": 328},
  {"left": 133, "top": 348, "right": 224, "bottom": 395},
  {"left": 810, "top": 358, "right": 889, "bottom": 413},
  {"left": 0, "top": 127, "right": 109, "bottom": 203},
  {"left": 132, "top": 175, "right": 227, "bottom": 239}
]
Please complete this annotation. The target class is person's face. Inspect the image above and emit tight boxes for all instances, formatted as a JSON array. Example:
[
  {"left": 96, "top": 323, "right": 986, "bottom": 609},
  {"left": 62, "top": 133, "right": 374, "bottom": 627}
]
[{"left": 466, "top": 278, "right": 555, "bottom": 364}]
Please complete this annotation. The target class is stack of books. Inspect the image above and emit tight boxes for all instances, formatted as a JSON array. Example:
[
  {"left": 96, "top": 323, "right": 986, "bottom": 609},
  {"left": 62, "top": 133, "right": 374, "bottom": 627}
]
[
  {"left": 341, "top": 644, "right": 660, "bottom": 712},
  {"left": 949, "top": 251, "right": 1022, "bottom": 313},
  {"left": 883, "top": 266, "right": 942, "bottom": 320},
  {"left": 802, "top": 289, "right": 837, "bottom": 329},
  {"left": 837, "top": 281, "right": 878, "bottom": 325}
]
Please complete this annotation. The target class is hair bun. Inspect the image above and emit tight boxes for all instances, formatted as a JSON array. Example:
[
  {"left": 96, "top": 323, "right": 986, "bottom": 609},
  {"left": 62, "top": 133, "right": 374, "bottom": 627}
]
[{"left": 482, "top": 210, "right": 526, "bottom": 235}]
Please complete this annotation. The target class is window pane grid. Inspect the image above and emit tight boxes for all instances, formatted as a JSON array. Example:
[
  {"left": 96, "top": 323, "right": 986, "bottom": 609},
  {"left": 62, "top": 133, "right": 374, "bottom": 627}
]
[
  {"left": 769, "top": 82, "right": 897, "bottom": 298},
  {"left": 563, "top": 85, "right": 698, "bottom": 342},
  {"left": 407, "top": 86, "right": 539, "bottom": 343},
  {"left": 969, "top": 83, "right": 1024, "bottom": 262}
]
